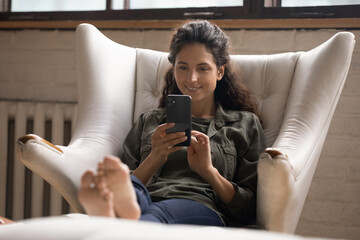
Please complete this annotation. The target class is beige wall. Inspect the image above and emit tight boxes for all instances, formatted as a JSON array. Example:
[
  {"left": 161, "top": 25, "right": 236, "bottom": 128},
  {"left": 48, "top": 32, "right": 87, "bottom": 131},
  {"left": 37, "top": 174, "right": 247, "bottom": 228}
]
[{"left": 0, "top": 27, "right": 359, "bottom": 239}]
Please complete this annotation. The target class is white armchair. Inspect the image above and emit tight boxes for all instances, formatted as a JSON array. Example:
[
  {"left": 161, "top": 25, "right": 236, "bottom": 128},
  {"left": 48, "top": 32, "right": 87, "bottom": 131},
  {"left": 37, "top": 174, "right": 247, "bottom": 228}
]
[{"left": 16, "top": 23, "right": 355, "bottom": 233}]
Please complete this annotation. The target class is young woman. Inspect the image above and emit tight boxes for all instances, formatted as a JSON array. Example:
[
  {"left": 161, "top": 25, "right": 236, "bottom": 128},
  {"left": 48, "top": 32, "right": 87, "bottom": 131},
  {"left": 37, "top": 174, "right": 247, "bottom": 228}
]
[{"left": 78, "top": 20, "right": 266, "bottom": 227}]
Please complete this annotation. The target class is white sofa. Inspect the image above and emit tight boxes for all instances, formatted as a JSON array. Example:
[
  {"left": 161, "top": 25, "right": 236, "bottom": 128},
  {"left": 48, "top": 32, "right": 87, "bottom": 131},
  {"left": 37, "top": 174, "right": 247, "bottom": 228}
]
[{"left": 13, "top": 23, "right": 354, "bottom": 237}]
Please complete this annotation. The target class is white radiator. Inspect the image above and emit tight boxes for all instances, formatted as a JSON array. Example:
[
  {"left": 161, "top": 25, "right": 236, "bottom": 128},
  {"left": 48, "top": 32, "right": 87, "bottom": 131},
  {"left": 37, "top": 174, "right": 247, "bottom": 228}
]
[{"left": 0, "top": 100, "right": 77, "bottom": 221}]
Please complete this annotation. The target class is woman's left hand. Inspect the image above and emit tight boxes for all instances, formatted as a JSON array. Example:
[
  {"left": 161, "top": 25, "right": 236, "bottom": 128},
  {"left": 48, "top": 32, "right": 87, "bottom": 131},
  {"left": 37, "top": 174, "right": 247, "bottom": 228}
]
[
  {"left": 187, "top": 130, "right": 214, "bottom": 177},
  {"left": 188, "top": 131, "right": 236, "bottom": 204}
]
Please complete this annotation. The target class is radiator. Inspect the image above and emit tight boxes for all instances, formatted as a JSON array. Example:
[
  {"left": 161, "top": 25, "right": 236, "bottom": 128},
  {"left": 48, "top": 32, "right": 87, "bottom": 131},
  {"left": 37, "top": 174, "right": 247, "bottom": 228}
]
[{"left": 0, "top": 100, "right": 77, "bottom": 221}]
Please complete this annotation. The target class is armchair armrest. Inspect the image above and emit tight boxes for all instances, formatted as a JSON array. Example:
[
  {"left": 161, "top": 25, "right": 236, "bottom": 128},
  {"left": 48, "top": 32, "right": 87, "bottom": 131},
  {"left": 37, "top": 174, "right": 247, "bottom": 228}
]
[
  {"left": 18, "top": 134, "right": 63, "bottom": 154},
  {"left": 16, "top": 134, "right": 85, "bottom": 212},
  {"left": 257, "top": 148, "right": 295, "bottom": 232},
  {"left": 16, "top": 132, "right": 127, "bottom": 213},
  {"left": 256, "top": 32, "right": 355, "bottom": 233},
  {"left": 15, "top": 23, "right": 139, "bottom": 213}
]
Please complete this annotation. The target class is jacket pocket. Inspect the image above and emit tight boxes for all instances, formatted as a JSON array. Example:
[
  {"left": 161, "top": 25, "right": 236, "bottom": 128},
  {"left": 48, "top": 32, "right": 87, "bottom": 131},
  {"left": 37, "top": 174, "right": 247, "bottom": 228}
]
[
  {"left": 222, "top": 145, "right": 246, "bottom": 181},
  {"left": 212, "top": 143, "right": 238, "bottom": 180},
  {"left": 221, "top": 145, "right": 238, "bottom": 180}
]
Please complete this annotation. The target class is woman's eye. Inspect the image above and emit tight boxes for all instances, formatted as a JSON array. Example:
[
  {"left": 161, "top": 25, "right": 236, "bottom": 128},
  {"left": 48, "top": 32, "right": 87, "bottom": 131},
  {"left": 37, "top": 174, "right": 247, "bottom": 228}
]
[
  {"left": 178, "top": 66, "right": 187, "bottom": 70},
  {"left": 200, "top": 67, "right": 210, "bottom": 71}
]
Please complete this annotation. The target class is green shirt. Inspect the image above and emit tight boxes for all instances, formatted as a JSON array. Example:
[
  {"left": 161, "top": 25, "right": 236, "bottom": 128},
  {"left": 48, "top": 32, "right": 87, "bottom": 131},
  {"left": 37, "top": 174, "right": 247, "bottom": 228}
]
[{"left": 121, "top": 103, "right": 266, "bottom": 226}]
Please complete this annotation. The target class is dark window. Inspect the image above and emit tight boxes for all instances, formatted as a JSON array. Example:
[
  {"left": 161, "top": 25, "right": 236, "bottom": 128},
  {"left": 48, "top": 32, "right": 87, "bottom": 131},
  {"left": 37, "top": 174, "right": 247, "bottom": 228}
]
[
  {"left": 11, "top": 0, "right": 107, "bottom": 12},
  {"left": 0, "top": 0, "right": 359, "bottom": 21}
]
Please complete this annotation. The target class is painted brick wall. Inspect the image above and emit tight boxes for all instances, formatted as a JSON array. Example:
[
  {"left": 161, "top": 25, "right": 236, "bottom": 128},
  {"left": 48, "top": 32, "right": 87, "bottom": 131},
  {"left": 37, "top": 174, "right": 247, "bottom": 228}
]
[{"left": 0, "top": 27, "right": 359, "bottom": 239}]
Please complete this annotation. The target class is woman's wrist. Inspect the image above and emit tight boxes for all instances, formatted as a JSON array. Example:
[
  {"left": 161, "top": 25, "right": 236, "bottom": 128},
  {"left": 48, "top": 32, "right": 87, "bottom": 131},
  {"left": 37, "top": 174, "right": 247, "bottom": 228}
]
[
  {"left": 202, "top": 167, "right": 235, "bottom": 204},
  {"left": 133, "top": 152, "right": 164, "bottom": 185},
  {"left": 148, "top": 151, "right": 167, "bottom": 166},
  {"left": 200, "top": 166, "right": 219, "bottom": 184}
]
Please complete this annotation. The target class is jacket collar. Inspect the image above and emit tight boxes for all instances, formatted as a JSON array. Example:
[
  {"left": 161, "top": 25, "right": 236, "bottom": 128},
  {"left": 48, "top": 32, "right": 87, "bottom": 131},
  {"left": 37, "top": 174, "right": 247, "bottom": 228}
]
[
  {"left": 214, "top": 102, "right": 241, "bottom": 124},
  {"left": 209, "top": 103, "right": 241, "bottom": 138}
]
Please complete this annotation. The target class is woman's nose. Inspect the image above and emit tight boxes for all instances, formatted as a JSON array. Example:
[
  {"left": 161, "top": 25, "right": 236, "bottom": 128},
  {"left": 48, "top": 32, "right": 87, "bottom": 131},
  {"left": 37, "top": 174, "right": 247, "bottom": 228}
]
[{"left": 189, "top": 70, "right": 197, "bottom": 82}]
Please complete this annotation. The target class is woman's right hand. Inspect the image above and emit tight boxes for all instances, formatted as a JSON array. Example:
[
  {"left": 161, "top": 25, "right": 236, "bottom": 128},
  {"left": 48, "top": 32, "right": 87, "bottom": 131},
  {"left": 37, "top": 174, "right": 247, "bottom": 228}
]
[
  {"left": 149, "top": 123, "right": 187, "bottom": 165},
  {"left": 133, "top": 123, "right": 187, "bottom": 186}
]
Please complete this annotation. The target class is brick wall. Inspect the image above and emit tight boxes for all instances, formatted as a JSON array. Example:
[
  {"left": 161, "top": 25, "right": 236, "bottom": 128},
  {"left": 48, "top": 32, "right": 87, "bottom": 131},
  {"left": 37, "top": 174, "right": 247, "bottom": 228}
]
[{"left": 0, "top": 27, "right": 359, "bottom": 239}]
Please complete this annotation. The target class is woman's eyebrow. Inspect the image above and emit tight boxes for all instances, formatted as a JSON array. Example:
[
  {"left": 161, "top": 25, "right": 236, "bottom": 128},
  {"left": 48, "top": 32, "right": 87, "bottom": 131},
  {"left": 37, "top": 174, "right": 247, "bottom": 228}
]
[{"left": 176, "top": 61, "right": 211, "bottom": 66}]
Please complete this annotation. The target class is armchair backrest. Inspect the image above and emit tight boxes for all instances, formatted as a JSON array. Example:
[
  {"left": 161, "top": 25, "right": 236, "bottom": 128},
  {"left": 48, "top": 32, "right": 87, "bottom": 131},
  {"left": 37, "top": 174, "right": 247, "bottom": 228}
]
[
  {"left": 134, "top": 49, "right": 301, "bottom": 148},
  {"left": 133, "top": 32, "right": 354, "bottom": 176}
]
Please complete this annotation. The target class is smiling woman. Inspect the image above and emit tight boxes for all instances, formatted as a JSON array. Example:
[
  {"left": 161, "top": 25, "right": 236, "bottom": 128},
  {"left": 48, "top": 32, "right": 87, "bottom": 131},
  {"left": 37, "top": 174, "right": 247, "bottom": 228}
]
[{"left": 172, "top": 43, "right": 224, "bottom": 116}]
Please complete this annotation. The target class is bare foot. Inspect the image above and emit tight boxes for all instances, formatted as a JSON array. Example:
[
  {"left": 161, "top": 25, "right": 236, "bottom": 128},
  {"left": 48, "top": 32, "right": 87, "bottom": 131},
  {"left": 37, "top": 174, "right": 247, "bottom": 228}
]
[
  {"left": 0, "top": 216, "right": 15, "bottom": 225},
  {"left": 78, "top": 170, "right": 116, "bottom": 217},
  {"left": 98, "top": 155, "right": 140, "bottom": 220}
]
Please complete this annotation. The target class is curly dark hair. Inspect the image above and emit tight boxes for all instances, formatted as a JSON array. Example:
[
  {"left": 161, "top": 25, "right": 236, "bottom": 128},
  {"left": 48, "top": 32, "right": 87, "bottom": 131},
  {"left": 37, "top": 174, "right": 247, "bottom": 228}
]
[{"left": 158, "top": 20, "right": 259, "bottom": 118}]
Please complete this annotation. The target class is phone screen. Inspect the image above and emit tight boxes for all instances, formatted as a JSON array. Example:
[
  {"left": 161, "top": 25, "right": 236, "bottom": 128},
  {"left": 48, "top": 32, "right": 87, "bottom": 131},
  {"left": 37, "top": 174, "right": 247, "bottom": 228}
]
[{"left": 166, "top": 94, "right": 192, "bottom": 146}]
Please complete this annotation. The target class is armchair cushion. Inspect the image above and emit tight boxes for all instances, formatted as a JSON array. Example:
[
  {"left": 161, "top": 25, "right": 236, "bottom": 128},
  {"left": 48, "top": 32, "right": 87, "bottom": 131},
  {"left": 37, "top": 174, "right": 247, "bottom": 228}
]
[{"left": 0, "top": 214, "right": 333, "bottom": 240}]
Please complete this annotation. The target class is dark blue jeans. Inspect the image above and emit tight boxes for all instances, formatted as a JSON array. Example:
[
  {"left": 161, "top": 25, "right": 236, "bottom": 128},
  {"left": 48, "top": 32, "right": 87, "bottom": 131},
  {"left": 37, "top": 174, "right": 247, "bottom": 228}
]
[{"left": 131, "top": 175, "right": 223, "bottom": 226}]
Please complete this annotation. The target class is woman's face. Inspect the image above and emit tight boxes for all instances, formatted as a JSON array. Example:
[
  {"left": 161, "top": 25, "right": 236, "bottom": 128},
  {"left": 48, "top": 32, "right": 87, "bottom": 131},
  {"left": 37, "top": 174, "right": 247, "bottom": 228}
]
[{"left": 173, "top": 43, "right": 224, "bottom": 106}]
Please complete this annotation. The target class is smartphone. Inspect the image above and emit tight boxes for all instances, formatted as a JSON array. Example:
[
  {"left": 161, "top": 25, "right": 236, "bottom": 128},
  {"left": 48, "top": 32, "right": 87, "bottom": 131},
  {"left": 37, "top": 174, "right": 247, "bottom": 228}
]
[{"left": 166, "top": 94, "right": 192, "bottom": 146}]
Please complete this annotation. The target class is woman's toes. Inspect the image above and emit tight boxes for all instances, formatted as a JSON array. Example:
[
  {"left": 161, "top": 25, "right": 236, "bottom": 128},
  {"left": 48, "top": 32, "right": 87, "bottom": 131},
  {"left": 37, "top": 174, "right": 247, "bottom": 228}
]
[{"left": 81, "top": 170, "right": 95, "bottom": 188}]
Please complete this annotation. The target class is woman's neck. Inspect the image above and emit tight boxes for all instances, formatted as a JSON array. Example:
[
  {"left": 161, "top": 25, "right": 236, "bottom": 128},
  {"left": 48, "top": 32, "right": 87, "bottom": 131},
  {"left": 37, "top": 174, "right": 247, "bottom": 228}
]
[{"left": 191, "top": 100, "right": 216, "bottom": 119}]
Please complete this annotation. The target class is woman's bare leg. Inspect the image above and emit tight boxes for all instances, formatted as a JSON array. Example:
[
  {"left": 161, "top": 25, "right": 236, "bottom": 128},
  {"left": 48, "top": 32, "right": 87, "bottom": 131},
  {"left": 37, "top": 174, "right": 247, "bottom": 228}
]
[
  {"left": 78, "top": 170, "right": 116, "bottom": 217},
  {"left": 98, "top": 156, "right": 140, "bottom": 220}
]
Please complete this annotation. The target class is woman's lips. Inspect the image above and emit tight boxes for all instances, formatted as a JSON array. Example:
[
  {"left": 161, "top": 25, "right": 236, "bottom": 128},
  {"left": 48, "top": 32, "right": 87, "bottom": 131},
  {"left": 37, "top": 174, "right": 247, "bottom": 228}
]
[{"left": 185, "top": 85, "right": 201, "bottom": 92}]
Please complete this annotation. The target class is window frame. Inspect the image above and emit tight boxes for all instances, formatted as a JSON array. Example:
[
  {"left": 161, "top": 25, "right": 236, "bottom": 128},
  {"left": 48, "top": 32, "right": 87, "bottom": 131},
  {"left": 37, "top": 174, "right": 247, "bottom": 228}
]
[
  {"left": 2, "top": 0, "right": 360, "bottom": 20},
  {"left": 0, "top": 0, "right": 359, "bottom": 29},
  {"left": 1, "top": 1, "right": 251, "bottom": 21}
]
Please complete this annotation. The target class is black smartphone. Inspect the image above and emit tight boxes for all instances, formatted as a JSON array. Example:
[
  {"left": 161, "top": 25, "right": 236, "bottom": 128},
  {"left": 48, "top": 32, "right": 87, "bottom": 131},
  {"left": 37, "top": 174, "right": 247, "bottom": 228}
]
[{"left": 166, "top": 94, "right": 192, "bottom": 146}]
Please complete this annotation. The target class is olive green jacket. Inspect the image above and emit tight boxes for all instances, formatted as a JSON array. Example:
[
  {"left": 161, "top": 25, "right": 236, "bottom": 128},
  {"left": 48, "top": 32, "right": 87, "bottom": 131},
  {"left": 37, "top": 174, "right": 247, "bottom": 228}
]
[{"left": 121, "top": 103, "right": 266, "bottom": 226}]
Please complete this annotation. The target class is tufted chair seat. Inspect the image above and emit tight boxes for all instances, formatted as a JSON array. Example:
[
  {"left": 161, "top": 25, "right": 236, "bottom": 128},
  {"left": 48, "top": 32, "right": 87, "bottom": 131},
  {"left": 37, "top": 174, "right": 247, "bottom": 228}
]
[{"left": 16, "top": 23, "right": 355, "bottom": 234}]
